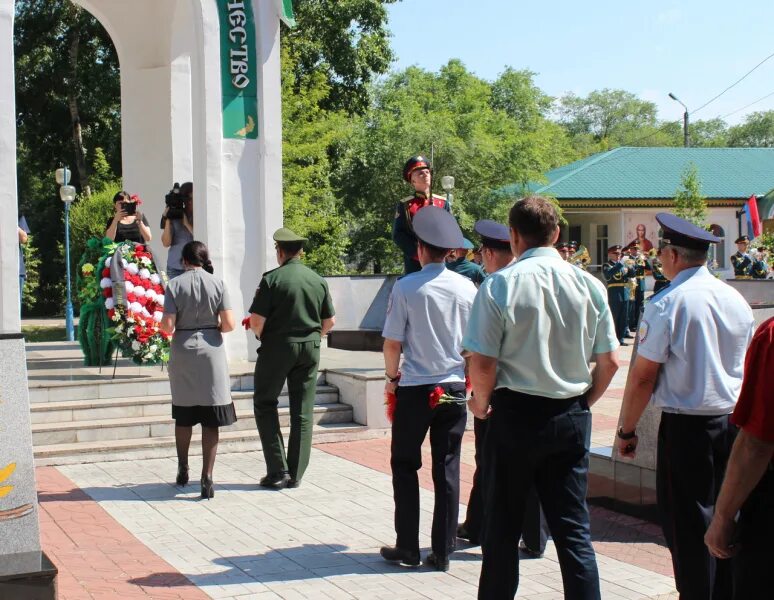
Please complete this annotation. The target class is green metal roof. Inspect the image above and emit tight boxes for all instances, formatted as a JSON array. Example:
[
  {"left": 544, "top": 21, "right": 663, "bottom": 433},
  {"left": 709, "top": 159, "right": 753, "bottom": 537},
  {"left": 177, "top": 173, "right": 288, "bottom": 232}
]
[{"left": 519, "top": 147, "right": 774, "bottom": 200}]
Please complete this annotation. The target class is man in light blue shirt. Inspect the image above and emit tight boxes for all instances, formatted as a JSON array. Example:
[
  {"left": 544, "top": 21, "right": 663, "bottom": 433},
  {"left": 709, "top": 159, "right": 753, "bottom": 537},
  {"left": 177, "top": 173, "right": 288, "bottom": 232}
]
[
  {"left": 465, "top": 196, "right": 620, "bottom": 600},
  {"left": 616, "top": 213, "right": 754, "bottom": 600},
  {"left": 381, "top": 206, "right": 478, "bottom": 573}
]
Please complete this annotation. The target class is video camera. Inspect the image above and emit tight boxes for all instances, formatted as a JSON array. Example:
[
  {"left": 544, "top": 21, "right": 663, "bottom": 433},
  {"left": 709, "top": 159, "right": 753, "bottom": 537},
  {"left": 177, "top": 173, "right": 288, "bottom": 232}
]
[{"left": 165, "top": 183, "right": 187, "bottom": 220}]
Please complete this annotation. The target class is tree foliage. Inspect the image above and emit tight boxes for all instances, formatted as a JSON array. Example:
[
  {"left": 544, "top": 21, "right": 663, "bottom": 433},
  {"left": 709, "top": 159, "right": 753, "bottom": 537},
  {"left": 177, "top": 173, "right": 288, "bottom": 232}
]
[
  {"left": 335, "top": 61, "right": 574, "bottom": 272},
  {"left": 673, "top": 163, "right": 708, "bottom": 227},
  {"left": 15, "top": 0, "right": 120, "bottom": 314},
  {"left": 728, "top": 111, "right": 774, "bottom": 147}
]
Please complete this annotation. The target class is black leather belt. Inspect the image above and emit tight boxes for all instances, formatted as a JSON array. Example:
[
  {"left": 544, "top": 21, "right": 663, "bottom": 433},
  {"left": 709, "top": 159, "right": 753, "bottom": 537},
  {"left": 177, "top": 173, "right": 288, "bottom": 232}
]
[{"left": 176, "top": 326, "right": 219, "bottom": 331}]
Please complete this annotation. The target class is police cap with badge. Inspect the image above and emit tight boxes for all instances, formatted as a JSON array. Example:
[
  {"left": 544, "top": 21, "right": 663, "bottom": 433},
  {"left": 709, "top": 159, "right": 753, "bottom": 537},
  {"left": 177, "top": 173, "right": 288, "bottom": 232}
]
[
  {"left": 412, "top": 205, "right": 464, "bottom": 249},
  {"left": 474, "top": 219, "right": 511, "bottom": 250},
  {"left": 656, "top": 213, "right": 720, "bottom": 251}
]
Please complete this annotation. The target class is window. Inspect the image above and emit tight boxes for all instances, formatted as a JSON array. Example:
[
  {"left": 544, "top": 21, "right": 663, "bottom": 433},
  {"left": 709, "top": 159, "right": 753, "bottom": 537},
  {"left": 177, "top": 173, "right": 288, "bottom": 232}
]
[{"left": 595, "top": 224, "right": 608, "bottom": 266}]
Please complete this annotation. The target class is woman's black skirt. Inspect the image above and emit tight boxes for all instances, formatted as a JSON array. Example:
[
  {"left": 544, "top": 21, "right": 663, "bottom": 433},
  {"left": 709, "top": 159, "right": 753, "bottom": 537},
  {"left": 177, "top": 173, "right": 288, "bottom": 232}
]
[{"left": 172, "top": 403, "right": 237, "bottom": 428}]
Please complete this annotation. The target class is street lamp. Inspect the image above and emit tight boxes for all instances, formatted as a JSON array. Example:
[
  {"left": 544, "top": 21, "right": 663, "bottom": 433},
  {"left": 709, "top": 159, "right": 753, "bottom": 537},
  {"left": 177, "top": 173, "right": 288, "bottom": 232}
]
[
  {"left": 56, "top": 167, "right": 77, "bottom": 342},
  {"left": 668, "top": 92, "right": 690, "bottom": 148},
  {"left": 441, "top": 175, "right": 455, "bottom": 211}
]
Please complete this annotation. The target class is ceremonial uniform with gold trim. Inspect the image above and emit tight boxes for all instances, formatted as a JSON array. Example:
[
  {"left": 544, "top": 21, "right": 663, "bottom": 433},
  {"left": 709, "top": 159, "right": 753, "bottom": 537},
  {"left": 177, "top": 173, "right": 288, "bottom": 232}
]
[
  {"left": 393, "top": 192, "right": 450, "bottom": 274},
  {"left": 731, "top": 251, "right": 753, "bottom": 278},
  {"left": 602, "top": 254, "right": 633, "bottom": 344}
]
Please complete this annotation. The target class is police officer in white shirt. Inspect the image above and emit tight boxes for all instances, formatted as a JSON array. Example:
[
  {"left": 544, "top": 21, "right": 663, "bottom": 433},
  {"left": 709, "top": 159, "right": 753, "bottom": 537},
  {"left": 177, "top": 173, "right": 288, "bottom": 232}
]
[
  {"left": 380, "top": 206, "right": 478, "bottom": 572},
  {"left": 616, "top": 213, "right": 755, "bottom": 600}
]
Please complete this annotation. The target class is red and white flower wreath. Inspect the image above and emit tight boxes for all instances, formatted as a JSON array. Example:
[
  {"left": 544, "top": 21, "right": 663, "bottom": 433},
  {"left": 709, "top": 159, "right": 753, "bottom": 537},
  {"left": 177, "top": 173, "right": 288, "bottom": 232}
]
[{"left": 99, "top": 242, "right": 171, "bottom": 364}]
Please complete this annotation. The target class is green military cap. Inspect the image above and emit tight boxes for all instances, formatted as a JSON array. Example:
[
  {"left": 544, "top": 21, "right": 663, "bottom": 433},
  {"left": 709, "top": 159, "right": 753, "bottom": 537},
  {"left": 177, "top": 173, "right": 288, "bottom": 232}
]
[{"left": 273, "top": 227, "right": 308, "bottom": 243}]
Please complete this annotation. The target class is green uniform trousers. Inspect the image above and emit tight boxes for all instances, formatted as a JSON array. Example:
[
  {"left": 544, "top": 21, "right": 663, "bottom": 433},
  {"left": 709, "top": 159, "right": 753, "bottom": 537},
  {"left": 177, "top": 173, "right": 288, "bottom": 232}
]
[{"left": 253, "top": 340, "right": 321, "bottom": 481}]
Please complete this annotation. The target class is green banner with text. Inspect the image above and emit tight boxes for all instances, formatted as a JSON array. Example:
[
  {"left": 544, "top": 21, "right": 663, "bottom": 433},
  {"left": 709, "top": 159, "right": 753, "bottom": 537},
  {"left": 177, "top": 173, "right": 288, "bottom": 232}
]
[{"left": 218, "top": 0, "right": 258, "bottom": 139}]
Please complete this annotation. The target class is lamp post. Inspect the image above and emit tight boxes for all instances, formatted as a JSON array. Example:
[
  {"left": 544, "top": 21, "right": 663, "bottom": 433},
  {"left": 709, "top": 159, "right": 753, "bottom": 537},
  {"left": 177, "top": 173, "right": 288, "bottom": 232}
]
[
  {"left": 56, "top": 167, "right": 77, "bottom": 342},
  {"left": 668, "top": 92, "right": 690, "bottom": 148},
  {"left": 441, "top": 175, "right": 455, "bottom": 212}
]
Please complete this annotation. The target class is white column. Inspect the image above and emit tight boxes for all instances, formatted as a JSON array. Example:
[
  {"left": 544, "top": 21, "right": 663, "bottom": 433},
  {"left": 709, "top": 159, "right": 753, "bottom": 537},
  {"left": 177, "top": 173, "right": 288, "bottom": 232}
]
[{"left": 0, "top": 0, "right": 20, "bottom": 332}]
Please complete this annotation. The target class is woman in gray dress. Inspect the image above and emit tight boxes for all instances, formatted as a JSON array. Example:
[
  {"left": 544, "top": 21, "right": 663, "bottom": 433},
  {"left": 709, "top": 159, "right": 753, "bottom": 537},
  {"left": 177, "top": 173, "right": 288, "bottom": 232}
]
[{"left": 160, "top": 241, "right": 236, "bottom": 499}]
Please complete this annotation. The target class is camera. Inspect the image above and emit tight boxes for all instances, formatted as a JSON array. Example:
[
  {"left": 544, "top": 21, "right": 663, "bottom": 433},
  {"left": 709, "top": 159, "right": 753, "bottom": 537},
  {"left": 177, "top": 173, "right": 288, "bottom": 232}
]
[
  {"left": 121, "top": 200, "right": 137, "bottom": 215},
  {"left": 165, "top": 183, "right": 187, "bottom": 220}
]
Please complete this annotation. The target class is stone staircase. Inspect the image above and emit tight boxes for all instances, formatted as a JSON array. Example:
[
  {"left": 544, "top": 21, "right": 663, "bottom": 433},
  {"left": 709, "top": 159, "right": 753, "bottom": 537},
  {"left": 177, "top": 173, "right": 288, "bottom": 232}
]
[{"left": 29, "top": 370, "right": 369, "bottom": 466}]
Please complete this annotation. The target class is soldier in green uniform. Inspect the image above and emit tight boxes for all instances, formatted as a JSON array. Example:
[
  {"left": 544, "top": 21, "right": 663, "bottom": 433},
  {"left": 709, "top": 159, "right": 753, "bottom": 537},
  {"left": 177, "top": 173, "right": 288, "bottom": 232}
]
[
  {"left": 248, "top": 228, "right": 336, "bottom": 489},
  {"left": 752, "top": 249, "right": 770, "bottom": 279},
  {"left": 603, "top": 245, "right": 634, "bottom": 346},
  {"left": 446, "top": 238, "right": 486, "bottom": 285},
  {"left": 730, "top": 235, "right": 754, "bottom": 278}
]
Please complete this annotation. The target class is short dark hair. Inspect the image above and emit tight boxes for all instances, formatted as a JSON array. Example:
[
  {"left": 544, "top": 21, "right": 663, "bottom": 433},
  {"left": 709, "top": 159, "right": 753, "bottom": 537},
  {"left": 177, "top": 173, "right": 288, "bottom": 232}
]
[
  {"left": 182, "top": 240, "right": 214, "bottom": 274},
  {"left": 508, "top": 196, "right": 559, "bottom": 248},
  {"left": 277, "top": 241, "right": 304, "bottom": 256},
  {"left": 113, "top": 190, "right": 130, "bottom": 204},
  {"left": 417, "top": 240, "right": 449, "bottom": 261}
]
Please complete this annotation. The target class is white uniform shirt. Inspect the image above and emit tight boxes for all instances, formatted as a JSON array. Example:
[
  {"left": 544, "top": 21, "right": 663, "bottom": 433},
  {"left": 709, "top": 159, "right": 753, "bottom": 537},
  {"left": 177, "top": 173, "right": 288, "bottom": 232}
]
[
  {"left": 637, "top": 266, "right": 754, "bottom": 415},
  {"left": 382, "top": 262, "right": 478, "bottom": 386}
]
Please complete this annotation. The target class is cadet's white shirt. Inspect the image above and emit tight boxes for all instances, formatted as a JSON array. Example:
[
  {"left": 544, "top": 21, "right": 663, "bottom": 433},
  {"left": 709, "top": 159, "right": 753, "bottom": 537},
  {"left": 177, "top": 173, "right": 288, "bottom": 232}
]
[
  {"left": 382, "top": 262, "right": 478, "bottom": 386},
  {"left": 637, "top": 266, "right": 754, "bottom": 415}
]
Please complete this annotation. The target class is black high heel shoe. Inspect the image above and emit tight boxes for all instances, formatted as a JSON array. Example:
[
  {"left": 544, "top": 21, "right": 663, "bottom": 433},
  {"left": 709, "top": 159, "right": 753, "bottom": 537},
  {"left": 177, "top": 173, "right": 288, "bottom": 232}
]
[
  {"left": 201, "top": 476, "right": 214, "bottom": 500},
  {"left": 176, "top": 463, "right": 189, "bottom": 486}
]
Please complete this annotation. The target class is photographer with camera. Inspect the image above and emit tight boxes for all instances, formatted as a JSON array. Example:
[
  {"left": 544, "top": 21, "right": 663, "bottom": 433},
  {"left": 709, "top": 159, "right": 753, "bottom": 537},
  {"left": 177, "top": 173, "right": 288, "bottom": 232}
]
[
  {"left": 105, "top": 191, "right": 152, "bottom": 243},
  {"left": 161, "top": 182, "right": 194, "bottom": 279}
]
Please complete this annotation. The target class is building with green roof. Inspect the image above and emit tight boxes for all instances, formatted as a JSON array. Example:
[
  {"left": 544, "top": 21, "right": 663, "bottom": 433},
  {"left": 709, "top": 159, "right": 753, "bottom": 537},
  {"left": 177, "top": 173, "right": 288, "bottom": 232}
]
[{"left": 506, "top": 147, "right": 774, "bottom": 272}]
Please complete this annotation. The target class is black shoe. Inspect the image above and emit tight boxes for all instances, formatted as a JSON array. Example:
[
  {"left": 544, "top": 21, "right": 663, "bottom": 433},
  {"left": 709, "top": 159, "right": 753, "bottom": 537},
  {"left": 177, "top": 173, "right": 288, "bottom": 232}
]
[
  {"left": 456, "top": 523, "right": 479, "bottom": 545},
  {"left": 287, "top": 478, "right": 301, "bottom": 489},
  {"left": 624, "top": 332, "right": 634, "bottom": 338},
  {"left": 620, "top": 341, "right": 628, "bottom": 347},
  {"left": 259, "top": 472, "right": 290, "bottom": 490},
  {"left": 425, "top": 552, "right": 449, "bottom": 572},
  {"left": 201, "top": 476, "right": 214, "bottom": 500},
  {"left": 176, "top": 463, "right": 189, "bottom": 486},
  {"left": 518, "top": 541, "right": 543, "bottom": 559},
  {"left": 380, "top": 546, "right": 420, "bottom": 567}
]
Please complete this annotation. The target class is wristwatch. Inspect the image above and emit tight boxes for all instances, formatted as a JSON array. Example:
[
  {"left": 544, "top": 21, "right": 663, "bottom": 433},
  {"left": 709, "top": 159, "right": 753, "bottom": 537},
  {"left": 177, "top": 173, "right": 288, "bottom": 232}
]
[
  {"left": 385, "top": 372, "right": 400, "bottom": 383},
  {"left": 617, "top": 427, "right": 636, "bottom": 440}
]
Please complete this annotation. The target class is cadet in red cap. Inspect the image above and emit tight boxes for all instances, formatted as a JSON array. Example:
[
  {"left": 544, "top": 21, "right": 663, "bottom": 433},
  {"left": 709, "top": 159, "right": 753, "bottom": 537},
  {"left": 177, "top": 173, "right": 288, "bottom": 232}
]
[{"left": 392, "top": 155, "right": 450, "bottom": 274}]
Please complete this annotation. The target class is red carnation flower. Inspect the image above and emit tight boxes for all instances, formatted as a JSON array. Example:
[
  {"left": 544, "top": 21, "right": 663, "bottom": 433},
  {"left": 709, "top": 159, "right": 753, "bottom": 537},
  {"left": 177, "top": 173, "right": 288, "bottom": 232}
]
[
  {"left": 465, "top": 375, "right": 472, "bottom": 395},
  {"left": 107, "top": 308, "right": 115, "bottom": 319},
  {"left": 428, "top": 385, "right": 444, "bottom": 410},
  {"left": 103, "top": 288, "right": 112, "bottom": 298},
  {"left": 385, "top": 391, "right": 397, "bottom": 423},
  {"left": 135, "top": 245, "right": 145, "bottom": 252},
  {"left": 102, "top": 268, "right": 110, "bottom": 278}
]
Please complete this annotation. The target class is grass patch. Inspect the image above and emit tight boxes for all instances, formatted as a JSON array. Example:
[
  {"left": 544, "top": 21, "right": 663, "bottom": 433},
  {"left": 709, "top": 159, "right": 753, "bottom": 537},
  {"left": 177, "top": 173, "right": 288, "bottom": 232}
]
[{"left": 22, "top": 326, "right": 70, "bottom": 343}]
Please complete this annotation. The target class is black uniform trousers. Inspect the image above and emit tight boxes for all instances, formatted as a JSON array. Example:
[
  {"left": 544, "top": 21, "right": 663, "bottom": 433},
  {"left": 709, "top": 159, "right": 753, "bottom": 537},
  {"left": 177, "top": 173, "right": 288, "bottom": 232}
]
[
  {"left": 734, "top": 466, "right": 774, "bottom": 599},
  {"left": 463, "top": 417, "right": 549, "bottom": 553},
  {"left": 656, "top": 412, "right": 737, "bottom": 600},
  {"left": 479, "top": 389, "right": 600, "bottom": 600},
  {"left": 608, "top": 290, "right": 628, "bottom": 343},
  {"left": 629, "top": 283, "right": 645, "bottom": 331},
  {"left": 391, "top": 384, "right": 467, "bottom": 557}
]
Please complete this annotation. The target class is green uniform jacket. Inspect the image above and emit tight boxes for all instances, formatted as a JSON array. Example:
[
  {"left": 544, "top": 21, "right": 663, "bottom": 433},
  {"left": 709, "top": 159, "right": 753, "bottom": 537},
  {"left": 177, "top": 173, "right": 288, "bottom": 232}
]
[
  {"left": 249, "top": 258, "right": 335, "bottom": 345},
  {"left": 446, "top": 257, "right": 485, "bottom": 286}
]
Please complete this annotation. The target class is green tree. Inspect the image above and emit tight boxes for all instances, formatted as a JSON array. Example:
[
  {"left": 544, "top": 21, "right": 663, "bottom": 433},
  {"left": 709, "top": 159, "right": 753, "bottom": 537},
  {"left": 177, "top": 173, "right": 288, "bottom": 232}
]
[
  {"left": 21, "top": 234, "right": 41, "bottom": 314},
  {"left": 728, "top": 111, "right": 774, "bottom": 147},
  {"left": 69, "top": 182, "right": 120, "bottom": 275},
  {"left": 673, "top": 163, "right": 708, "bottom": 227},
  {"left": 335, "top": 61, "right": 574, "bottom": 272},
  {"left": 282, "top": 0, "right": 398, "bottom": 114},
  {"left": 15, "top": 0, "right": 120, "bottom": 314}
]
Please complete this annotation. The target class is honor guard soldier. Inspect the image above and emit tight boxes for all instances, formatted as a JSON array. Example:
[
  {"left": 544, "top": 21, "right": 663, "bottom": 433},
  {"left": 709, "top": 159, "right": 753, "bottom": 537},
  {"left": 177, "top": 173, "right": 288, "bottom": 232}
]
[
  {"left": 731, "top": 235, "right": 754, "bottom": 278},
  {"left": 465, "top": 196, "right": 620, "bottom": 599},
  {"left": 617, "top": 213, "right": 755, "bottom": 600},
  {"left": 458, "top": 220, "right": 549, "bottom": 559},
  {"left": 249, "top": 228, "right": 336, "bottom": 490},
  {"left": 381, "top": 205, "right": 477, "bottom": 572},
  {"left": 447, "top": 237, "right": 486, "bottom": 285},
  {"left": 705, "top": 317, "right": 774, "bottom": 598},
  {"left": 392, "top": 155, "right": 450, "bottom": 274},
  {"left": 603, "top": 245, "right": 634, "bottom": 346}
]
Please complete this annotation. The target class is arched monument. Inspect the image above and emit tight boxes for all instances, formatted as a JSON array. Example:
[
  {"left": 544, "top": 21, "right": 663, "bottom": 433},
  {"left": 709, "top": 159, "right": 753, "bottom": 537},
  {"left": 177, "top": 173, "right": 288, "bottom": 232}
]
[{"left": 0, "top": 1, "right": 293, "bottom": 594}]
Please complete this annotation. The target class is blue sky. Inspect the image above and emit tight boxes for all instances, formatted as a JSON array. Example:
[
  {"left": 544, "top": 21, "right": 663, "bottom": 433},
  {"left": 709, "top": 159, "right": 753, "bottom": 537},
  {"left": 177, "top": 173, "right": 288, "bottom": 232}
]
[{"left": 385, "top": 0, "right": 774, "bottom": 125}]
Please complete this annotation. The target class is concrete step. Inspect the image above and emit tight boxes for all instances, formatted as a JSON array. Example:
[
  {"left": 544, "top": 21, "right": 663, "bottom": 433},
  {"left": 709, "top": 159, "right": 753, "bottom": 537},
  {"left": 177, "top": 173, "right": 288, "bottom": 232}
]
[
  {"left": 32, "top": 403, "right": 353, "bottom": 446},
  {"left": 33, "top": 423, "right": 388, "bottom": 467},
  {"left": 29, "top": 386, "right": 340, "bottom": 424}
]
